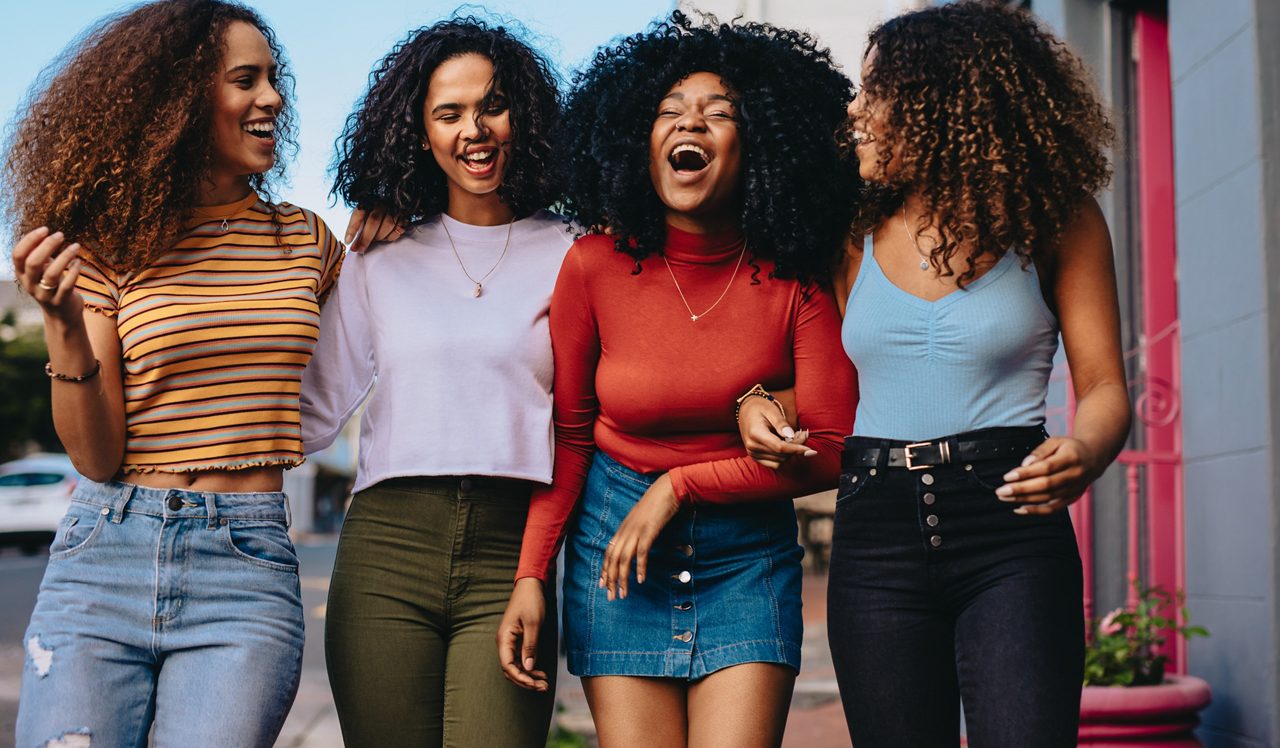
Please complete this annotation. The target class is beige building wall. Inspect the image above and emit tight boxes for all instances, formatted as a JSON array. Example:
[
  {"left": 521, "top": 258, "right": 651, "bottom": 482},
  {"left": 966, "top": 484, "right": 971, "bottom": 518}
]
[{"left": 678, "top": 0, "right": 928, "bottom": 76}]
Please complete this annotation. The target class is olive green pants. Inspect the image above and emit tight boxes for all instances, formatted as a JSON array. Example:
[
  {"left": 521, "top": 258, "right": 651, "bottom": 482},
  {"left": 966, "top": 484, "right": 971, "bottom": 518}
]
[{"left": 325, "top": 477, "right": 557, "bottom": 747}]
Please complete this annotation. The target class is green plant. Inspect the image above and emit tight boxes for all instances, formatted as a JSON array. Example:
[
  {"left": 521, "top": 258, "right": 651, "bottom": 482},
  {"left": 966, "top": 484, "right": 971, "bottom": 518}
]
[
  {"left": 545, "top": 724, "right": 588, "bottom": 748},
  {"left": 1083, "top": 579, "right": 1209, "bottom": 687}
]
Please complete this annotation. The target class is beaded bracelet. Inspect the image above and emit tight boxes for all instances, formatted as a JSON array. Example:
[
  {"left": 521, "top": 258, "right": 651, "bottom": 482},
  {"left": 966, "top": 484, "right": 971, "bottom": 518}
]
[
  {"left": 734, "top": 383, "right": 787, "bottom": 423},
  {"left": 45, "top": 359, "right": 102, "bottom": 382}
]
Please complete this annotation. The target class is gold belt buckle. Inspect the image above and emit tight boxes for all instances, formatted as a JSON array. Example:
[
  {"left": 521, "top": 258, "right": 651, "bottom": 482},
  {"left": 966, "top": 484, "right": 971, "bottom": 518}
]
[{"left": 903, "top": 441, "right": 949, "bottom": 470}]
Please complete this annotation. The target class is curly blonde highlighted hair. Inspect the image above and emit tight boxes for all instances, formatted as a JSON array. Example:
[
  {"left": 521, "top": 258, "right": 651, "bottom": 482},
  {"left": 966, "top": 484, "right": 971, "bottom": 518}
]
[
  {"left": 846, "top": 0, "right": 1113, "bottom": 285},
  {"left": 2, "top": 0, "right": 295, "bottom": 274}
]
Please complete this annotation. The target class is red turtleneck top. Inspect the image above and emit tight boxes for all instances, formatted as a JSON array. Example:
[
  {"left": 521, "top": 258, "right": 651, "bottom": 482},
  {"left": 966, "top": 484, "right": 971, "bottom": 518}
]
[{"left": 515, "top": 226, "right": 858, "bottom": 581}]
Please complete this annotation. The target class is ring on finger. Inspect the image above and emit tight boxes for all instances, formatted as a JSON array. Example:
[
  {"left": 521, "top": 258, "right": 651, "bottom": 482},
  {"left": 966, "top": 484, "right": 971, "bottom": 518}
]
[{"left": 37, "top": 279, "right": 57, "bottom": 291}]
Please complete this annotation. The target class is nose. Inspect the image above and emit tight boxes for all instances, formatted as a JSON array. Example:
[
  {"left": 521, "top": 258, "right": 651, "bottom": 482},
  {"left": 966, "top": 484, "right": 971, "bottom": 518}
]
[
  {"left": 258, "top": 81, "right": 283, "bottom": 114},
  {"left": 462, "top": 114, "right": 489, "bottom": 142},
  {"left": 674, "top": 109, "right": 707, "bottom": 133}
]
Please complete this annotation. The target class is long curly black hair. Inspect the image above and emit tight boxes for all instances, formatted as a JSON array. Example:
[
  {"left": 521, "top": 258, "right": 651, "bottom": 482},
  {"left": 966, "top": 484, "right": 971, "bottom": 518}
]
[
  {"left": 846, "top": 0, "right": 1113, "bottom": 284},
  {"left": 3, "top": 0, "right": 295, "bottom": 273},
  {"left": 560, "top": 11, "right": 857, "bottom": 283},
  {"left": 331, "top": 17, "right": 561, "bottom": 221}
]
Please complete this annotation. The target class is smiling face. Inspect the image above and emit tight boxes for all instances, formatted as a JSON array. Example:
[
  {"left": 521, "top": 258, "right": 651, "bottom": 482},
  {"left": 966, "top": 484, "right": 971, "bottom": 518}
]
[
  {"left": 209, "top": 21, "right": 282, "bottom": 188},
  {"left": 648, "top": 71, "right": 743, "bottom": 232},
  {"left": 847, "top": 47, "right": 900, "bottom": 184},
  {"left": 422, "top": 52, "right": 512, "bottom": 211}
]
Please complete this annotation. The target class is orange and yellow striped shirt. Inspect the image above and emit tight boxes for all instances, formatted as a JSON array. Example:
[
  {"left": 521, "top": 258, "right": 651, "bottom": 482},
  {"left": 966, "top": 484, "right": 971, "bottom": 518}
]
[{"left": 75, "top": 192, "right": 344, "bottom": 473}]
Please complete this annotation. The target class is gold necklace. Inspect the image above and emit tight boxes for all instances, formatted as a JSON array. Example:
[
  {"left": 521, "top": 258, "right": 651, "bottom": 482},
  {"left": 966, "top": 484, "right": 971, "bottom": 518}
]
[
  {"left": 662, "top": 243, "right": 747, "bottom": 322},
  {"left": 441, "top": 215, "right": 514, "bottom": 298},
  {"left": 900, "top": 210, "right": 934, "bottom": 271}
]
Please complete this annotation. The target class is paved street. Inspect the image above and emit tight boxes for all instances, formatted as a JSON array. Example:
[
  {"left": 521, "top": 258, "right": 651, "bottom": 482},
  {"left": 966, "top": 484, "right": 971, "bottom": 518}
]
[{"left": 0, "top": 541, "right": 848, "bottom": 748}]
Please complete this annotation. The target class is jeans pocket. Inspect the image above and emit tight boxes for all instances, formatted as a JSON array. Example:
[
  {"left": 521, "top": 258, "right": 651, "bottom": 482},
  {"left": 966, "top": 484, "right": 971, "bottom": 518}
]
[
  {"left": 964, "top": 458, "right": 1019, "bottom": 495},
  {"left": 48, "top": 502, "right": 108, "bottom": 560},
  {"left": 835, "top": 467, "right": 879, "bottom": 506},
  {"left": 221, "top": 520, "right": 299, "bottom": 572}
]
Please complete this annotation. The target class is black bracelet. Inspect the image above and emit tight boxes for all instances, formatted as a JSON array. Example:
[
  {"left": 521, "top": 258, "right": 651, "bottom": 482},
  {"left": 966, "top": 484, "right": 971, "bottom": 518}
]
[{"left": 45, "top": 359, "right": 101, "bottom": 382}]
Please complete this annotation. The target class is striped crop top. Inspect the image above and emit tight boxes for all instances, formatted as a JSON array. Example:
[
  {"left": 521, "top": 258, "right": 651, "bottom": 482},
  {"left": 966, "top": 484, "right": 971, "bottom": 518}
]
[{"left": 74, "top": 191, "right": 344, "bottom": 473}]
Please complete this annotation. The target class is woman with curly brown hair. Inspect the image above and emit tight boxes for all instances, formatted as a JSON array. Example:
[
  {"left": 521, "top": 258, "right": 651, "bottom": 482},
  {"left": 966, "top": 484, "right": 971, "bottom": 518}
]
[
  {"left": 5, "top": 2, "right": 342, "bottom": 745},
  {"left": 299, "top": 18, "right": 570, "bottom": 745},
  {"left": 739, "top": 1, "right": 1131, "bottom": 745}
]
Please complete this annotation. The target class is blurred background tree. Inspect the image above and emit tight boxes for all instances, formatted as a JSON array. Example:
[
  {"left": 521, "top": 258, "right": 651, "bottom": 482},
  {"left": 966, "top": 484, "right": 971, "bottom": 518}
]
[{"left": 0, "top": 310, "right": 60, "bottom": 458}]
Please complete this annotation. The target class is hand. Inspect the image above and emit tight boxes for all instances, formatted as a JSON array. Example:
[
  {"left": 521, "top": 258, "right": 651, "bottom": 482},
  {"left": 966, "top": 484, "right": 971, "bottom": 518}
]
[
  {"left": 600, "top": 473, "right": 681, "bottom": 601},
  {"left": 344, "top": 207, "right": 406, "bottom": 253},
  {"left": 738, "top": 396, "right": 814, "bottom": 470},
  {"left": 995, "top": 437, "right": 1101, "bottom": 515},
  {"left": 496, "top": 577, "right": 551, "bottom": 691},
  {"left": 12, "top": 227, "right": 84, "bottom": 324}
]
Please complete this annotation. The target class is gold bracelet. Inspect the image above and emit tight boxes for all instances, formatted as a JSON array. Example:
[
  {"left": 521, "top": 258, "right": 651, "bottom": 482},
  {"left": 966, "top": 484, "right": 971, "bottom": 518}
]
[
  {"left": 45, "top": 359, "right": 101, "bottom": 382},
  {"left": 734, "top": 383, "right": 786, "bottom": 422}
]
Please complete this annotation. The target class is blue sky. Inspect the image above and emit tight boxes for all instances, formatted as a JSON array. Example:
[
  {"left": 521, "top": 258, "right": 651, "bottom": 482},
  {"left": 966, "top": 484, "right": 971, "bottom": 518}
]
[{"left": 0, "top": 0, "right": 675, "bottom": 244}]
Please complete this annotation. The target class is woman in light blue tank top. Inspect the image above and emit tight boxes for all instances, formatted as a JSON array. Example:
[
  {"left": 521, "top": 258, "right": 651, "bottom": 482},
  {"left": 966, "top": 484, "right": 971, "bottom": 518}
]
[{"left": 737, "top": 3, "right": 1132, "bottom": 746}]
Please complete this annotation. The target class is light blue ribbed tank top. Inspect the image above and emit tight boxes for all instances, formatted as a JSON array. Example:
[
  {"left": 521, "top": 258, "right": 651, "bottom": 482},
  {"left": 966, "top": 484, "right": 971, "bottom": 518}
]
[{"left": 841, "top": 235, "right": 1059, "bottom": 441}]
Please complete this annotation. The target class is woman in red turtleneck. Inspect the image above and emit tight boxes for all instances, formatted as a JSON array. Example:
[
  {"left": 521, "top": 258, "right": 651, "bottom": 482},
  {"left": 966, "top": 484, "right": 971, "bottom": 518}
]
[{"left": 496, "top": 15, "right": 858, "bottom": 746}]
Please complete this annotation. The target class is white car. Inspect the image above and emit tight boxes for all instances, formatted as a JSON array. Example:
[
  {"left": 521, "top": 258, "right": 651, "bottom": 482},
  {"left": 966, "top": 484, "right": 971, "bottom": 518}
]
[{"left": 0, "top": 453, "right": 81, "bottom": 553}]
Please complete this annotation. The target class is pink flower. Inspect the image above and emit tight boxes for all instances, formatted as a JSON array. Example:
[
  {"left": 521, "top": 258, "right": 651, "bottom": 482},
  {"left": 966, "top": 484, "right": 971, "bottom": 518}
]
[{"left": 1099, "top": 608, "right": 1124, "bottom": 636}]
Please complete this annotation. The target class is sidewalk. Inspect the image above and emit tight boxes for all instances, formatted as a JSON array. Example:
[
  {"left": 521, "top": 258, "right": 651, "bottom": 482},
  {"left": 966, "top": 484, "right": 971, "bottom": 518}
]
[{"left": 277, "top": 569, "right": 851, "bottom": 748}]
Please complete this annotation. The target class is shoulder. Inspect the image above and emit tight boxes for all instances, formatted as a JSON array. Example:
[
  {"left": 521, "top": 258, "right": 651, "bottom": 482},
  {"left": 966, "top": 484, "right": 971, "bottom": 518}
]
[
  {"left": 273, "top": 202, "right": 337, "bottom": 243},
  {"left": 518, "top": 210, "right": 578, "bottom": 254}
]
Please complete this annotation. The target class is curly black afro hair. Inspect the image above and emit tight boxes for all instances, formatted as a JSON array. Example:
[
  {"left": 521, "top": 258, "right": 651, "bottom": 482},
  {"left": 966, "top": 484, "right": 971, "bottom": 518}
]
[
  {"left": 331, "top": 17, "right": 561, "bottom": 221},
  {"left": 560, "top": 11, "right": 857, "bottom": 283}
]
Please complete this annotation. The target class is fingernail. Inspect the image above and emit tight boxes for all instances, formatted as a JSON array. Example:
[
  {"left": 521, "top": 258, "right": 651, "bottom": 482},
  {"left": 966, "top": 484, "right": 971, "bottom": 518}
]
[
  {"left": 50, "top": 231, "right": 64, "bottom": 240},
  {"left": 597, "top": 578, "right": 604, "bottom": 589},
  {"left": 803, "top": 450, "right": 818, "bottom": 457},
  {"left": 524, "top": 657, "right": 535, "bottom": 670},
  {"left": 637, "top": 574, "right": 645, "bottom": 584},
  {"left": 1022, "top": 455, "right": 1038, "bottom": 467},
  {"left": 1013, "top": 507, "right": 1029, "bottom": 515},
  {"left": 1003, "top": 471, "right": 1019, "bottom": 481},
  {"left": 996, "top": 485, "right": 1014, "bottom": 499},
  {"left": 781, "top": 427, "right": 796, "bottom": 439},
  {"left": 35, "top": 226, "right": 49, "bottom": 234}
]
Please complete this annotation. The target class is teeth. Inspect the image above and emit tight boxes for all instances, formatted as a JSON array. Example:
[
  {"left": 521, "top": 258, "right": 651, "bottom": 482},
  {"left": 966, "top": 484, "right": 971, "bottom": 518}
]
[
  {"left": 242, "top": 121, "right": 275, "bottom": 133},
  {"left": 464, "top": 149, "right": 495, "bottom": 162},
  {"left": 672, "top": 144, "right": 709, "bottom": 160}
]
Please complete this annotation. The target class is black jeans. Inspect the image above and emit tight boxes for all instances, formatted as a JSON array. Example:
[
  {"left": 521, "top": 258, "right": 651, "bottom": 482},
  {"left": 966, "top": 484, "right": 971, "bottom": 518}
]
[{"left": 827, "top": 426, "right": 1083, "bottom": 748}]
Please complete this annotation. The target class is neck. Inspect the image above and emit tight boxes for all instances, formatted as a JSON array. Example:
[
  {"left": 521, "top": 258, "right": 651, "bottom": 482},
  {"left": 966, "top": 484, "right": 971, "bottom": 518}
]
[
  {"left": 198, "top": 171, "right": 253, "bottom": 206},
  {"left": 446, "top": 188, "right": 515, "bottom": 226},
  {"left": 665, "top": 209, "right": 740, "bottom": 236}
]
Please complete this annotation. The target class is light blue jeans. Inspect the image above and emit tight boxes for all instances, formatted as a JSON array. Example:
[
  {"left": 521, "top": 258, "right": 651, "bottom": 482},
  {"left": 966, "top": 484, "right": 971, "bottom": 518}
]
[{"left": 16, "top": 479, "right": 305, "bottom": 748}]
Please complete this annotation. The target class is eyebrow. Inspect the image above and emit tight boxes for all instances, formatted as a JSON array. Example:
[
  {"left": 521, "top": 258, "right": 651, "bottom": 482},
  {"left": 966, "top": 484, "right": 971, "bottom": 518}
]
[
  {"left": 225, "top": 64, "right": 277, "bottom": 76},
  {"left": 659, "top": 92, "right": 736, "bottom": 105},
  {"left": 431, "top": 103, "right": 463, "bottom": 115}
]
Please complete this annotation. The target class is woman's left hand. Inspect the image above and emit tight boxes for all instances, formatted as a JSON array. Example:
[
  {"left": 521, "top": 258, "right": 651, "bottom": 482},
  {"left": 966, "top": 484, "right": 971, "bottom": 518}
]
[
  {"left": 995, "top": 437, "right": 1101, "bottom": 515},
  {"left": 600, "top": 474, "right": 680, "bottom": 601}
]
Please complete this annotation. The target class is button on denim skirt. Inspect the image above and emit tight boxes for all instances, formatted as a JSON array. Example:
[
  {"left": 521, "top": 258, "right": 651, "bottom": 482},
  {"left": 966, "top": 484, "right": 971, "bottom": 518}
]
[{"left": 563, "top": 451, "right": 803, "bottom": 680}]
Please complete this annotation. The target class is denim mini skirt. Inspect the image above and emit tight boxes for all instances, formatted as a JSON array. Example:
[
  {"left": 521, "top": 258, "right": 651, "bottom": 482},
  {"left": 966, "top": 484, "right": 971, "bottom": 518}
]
[{"left": 563, "top": 451, "right": 803, "bottom": 680}]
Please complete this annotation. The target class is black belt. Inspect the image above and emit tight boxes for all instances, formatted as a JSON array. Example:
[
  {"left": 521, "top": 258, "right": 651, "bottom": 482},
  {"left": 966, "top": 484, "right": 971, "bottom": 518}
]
[{"left": 842, "top": 428, "right": 1046, "bottom": 471}]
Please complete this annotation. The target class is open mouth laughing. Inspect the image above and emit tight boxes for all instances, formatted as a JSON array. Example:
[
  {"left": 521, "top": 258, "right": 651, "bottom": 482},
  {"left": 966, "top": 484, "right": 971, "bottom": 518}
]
[
  {"left": 668, "top": 141, "right": 714, "bottom": 177},
  {"left": 242, "top": 119, "right": 275, "bottom": 141},
  {"left": 459, "top": 144, "right": 500, "bottom": 176}
]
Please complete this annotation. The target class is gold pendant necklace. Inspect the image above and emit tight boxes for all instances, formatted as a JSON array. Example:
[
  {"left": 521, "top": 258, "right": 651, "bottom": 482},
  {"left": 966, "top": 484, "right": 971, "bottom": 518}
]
[
  {"left": 662, "top": 243, "right": 747, "bottom": 322},
  {"left": 441, "top": 215, "right": 514, "bottom": 298},
  {"left": 900, "top": 210, "right": 933, "bottom": 271}
]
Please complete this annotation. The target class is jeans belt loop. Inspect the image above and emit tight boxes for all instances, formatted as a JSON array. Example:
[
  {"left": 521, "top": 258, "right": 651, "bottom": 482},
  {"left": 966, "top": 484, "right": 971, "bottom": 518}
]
[
  {"left": 283, "top": 494, "right": 292, "bottom": 529},
  {"left": 110, "top": 483, "right": 135, "bottom": 524},
  {"left": 204, "top": 491, "right": 219, "bottom": 529}
]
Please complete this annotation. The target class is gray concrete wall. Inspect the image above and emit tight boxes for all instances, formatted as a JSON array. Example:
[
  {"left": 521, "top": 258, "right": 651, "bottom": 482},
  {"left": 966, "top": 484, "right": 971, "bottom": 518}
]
[{"left": 1169, "top": 0, "right": 1276, "bottom": 745}]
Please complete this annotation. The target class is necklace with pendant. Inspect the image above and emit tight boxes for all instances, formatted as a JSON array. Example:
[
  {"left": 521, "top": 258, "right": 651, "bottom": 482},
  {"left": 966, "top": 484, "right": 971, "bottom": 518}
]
[
  {"left": 441, "top": 215, "right": 514, "bottom": 298},
  {"left": 900, "top": 210, "right": 933, "bottom": 271},
  {"left": 662, "top": 242, "right": 747, "bottom": 322}
]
